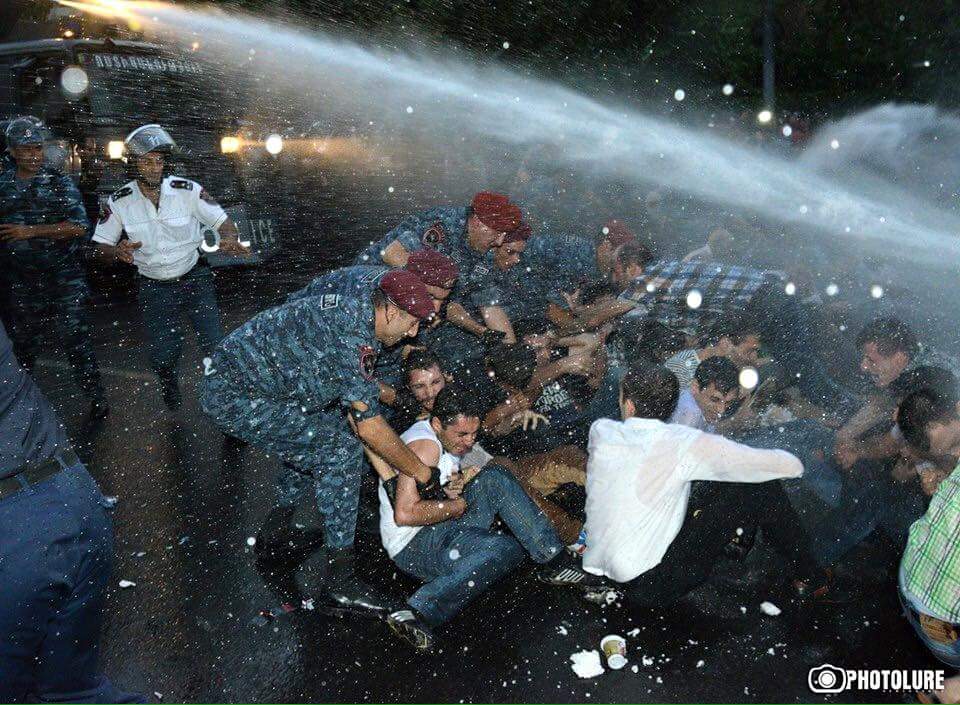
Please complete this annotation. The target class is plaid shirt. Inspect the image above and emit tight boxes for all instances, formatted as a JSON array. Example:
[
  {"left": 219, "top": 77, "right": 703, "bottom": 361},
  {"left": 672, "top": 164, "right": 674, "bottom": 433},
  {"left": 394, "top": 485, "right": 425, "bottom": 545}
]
[
  {"left": 901, "top": 463, "right": 960, "bottom": 623},
  {"left": 618, "top": 260, "right": 775, "bottom": 333}
]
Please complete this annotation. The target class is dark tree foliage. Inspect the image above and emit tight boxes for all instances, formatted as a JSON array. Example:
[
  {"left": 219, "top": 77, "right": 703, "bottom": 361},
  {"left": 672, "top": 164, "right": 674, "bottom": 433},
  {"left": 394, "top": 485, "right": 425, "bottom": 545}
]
[{"left": 209, "top": 0, "right": 960, "bottom": 115}]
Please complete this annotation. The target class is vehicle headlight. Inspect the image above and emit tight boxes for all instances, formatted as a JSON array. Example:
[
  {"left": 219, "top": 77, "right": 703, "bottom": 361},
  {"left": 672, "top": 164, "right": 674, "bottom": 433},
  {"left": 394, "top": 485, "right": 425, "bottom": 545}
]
[
  {"left": 220, "top": 135, "right": 240, "bottom": 154},
  {"left": 107, "top": 141, "right": 125, "bottom": 159}
]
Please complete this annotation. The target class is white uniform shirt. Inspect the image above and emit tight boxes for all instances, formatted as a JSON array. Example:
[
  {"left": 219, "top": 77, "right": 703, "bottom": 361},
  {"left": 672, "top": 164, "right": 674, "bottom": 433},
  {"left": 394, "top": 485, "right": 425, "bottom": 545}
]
[
  {"left": 582, "top": 417, "right": 803, "bottom": 583},
  {"left": 92, "top": 175, "right": 227, "bottom": 281},
  {"left": 378, "top": 420, "right": 460, "bottom": 559}
]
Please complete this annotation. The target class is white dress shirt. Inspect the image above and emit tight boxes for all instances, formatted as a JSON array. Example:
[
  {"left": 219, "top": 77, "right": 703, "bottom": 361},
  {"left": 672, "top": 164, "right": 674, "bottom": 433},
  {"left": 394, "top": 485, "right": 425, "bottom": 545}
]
[
  {"left": 668, "top": 387, "right": 714, "bottom": 432},
  {"left": 582, "top": 417, "right": 803, "bottom": 583},
  {"left": 92, "top": 175, "right": 227, "bottom": 281}
]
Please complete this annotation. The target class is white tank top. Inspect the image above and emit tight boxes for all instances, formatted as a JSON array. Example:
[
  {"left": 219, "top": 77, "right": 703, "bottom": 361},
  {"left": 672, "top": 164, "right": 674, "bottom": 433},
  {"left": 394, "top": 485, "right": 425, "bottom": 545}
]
[{"left": 378, "top": 420, "right": 460, "bottom": 558}]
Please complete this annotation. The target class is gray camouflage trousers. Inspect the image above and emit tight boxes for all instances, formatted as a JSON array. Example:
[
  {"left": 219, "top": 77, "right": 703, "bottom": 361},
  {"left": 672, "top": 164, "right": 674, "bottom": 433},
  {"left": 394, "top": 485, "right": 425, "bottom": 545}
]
[{"left": 200, "top": 366, "right": 364, "bottom": 549}]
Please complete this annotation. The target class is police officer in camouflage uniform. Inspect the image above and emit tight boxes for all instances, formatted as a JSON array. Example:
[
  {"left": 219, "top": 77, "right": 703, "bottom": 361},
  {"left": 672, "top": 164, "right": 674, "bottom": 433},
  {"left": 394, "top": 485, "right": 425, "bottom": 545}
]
[
  {"left": 200, "top": 270, "right": 439, "bottom": 642},
  {"left": 354, "top": 191, "right": 525, "bottom": 349},
  {"left": 288, "top": 250, "right": 459, "bottom": 394},
  {"left": 0, "top": 116, "right": 108, "bottom": 421}
]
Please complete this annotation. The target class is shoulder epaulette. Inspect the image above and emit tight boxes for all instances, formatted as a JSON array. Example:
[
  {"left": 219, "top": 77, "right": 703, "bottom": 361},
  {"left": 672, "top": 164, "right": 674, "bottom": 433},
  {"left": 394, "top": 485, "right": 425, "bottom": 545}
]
[{"left": 111, "top": 186, "right": 133, "bottom": 201}]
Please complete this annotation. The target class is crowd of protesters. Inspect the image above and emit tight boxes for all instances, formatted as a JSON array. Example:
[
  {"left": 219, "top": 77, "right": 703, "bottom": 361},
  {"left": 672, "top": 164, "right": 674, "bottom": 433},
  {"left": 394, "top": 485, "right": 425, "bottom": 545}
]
[{"left": 3, "top": 114, "right": 960, "bottom": 704}]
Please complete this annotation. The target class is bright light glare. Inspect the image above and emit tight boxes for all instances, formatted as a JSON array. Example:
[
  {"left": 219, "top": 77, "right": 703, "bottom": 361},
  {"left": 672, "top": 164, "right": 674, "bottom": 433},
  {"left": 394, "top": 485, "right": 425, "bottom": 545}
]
[
  {"left": 107, "top": 140, "right": 124, "bottom": 159},
  {"left": 674, "top": 89, "right": 685, "bottom": 101},
  {"left": 757, "top": 109, "right": 773, "bottom": 124},
  {"left": 220, "top": 136, "right": 240, "bottom": 154},
  {"left": 870, "top": 284, "right": 884, "bottom": 299},
  {"left": 825, "top": 283, "right": 839, "bottom": 297},
  {"left": 60, "top": 66, "right": 89, "bottom": 97},
  {"left": 265, "top": 134, "right": 283, "bottom": 155},
  {"left": 722, "top": 83, "right": 734, "bottom": 95},
  {"left": 784, "top": 282, "right": 796, "bottom": 296},
  {"left": 739, "top": 367, "right": 759, "bottom": 390},
  {"left": 686, "top": 290, "right": 702, "bottom": 309}
]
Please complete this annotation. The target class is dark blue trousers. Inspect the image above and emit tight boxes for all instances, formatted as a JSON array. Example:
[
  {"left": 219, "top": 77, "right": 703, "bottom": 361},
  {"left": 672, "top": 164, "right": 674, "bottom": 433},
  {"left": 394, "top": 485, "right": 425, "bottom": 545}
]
[
  {"left": 0, "top": 461, "right": 142, "bottom": 703},
  {"left": 138, "top": 264, "right": 224, "bottom": 379}
]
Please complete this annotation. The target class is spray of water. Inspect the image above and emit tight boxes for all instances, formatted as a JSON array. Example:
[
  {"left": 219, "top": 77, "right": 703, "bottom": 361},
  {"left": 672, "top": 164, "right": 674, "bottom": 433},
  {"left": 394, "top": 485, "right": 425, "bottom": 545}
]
[{"left": 61, "top": 0, "right": 960, "bottom": 283}]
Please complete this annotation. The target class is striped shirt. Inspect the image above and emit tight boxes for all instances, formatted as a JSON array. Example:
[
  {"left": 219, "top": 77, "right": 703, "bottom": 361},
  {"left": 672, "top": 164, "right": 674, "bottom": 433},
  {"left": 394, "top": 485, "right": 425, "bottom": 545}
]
[
  {"left": 618, "top": 260, "right": 774, "bottom": 333},
  {"left": 901, "top": 463, "right": 960, "bottom": 623},
  {"left": 664, "top": 349, "right": 702, "bottom": 389}
]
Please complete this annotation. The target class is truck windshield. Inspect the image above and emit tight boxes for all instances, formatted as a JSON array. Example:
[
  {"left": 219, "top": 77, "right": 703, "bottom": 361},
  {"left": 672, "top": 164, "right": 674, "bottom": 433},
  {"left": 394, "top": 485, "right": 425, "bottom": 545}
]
[{"left": 79, "top": 52, "right": 221, "bottom": 132}]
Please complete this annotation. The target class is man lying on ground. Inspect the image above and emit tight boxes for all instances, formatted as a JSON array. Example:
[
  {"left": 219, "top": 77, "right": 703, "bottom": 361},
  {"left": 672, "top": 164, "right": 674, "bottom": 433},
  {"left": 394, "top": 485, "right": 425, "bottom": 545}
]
[{"left": 539, "top": 364, "right": 831, "bottom": 606}]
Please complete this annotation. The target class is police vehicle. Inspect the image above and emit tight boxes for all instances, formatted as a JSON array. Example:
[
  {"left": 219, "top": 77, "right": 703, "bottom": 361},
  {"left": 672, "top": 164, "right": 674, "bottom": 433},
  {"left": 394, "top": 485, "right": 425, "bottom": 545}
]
[{"left": 0, "top": 37, "right": 278, "bottom": 266}]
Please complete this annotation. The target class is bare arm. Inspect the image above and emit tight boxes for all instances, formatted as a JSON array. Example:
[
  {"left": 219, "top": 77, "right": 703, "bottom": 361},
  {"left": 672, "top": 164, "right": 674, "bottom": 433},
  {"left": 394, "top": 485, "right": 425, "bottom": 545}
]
[
  {"left": 94, "top": 239, "right": 142, "bottom": 266},
  {"left": 480, "top": 305, "right": 517, "bottom": 343},
  {"left": 446, "top": 302, "right": 488, "bottom": 336},
  {"left": 560, "top": 298, "right": 636, "bottom": 335},
  {"left": 381, "top": 240, "right": 410, "bottom": 267},
  {"left": 391, "top": 438, "right": 465, "bottom": 527},
  {"left": 0, "top": 222, "right": 86, "bottom": 241},
  {"left": 393, "top": 474, "right": 466, "bottom": 526},
  {"left": 353, "top": 407, "right": 431, "bottom": 483}
]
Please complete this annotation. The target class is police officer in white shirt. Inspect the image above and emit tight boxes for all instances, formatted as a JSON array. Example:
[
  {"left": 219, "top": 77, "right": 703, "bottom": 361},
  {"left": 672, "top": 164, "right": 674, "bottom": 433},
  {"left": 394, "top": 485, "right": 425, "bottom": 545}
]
[{"left": 92, "top": 124, "right": 249, "bottom": 409}]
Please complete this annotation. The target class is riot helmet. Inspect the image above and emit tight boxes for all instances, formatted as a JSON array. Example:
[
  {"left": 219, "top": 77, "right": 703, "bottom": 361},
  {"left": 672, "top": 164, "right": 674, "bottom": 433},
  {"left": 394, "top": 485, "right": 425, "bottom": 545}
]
[{"left": 124, "top": 123, "right": 177, "bottom": 158}]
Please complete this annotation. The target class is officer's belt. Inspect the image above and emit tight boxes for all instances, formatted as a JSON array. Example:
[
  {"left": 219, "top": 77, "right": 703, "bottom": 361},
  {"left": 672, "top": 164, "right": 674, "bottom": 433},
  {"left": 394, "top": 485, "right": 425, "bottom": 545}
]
[
  {"left": 139, "top": 259, "right": 209, "bottom": 285},
  {"left": 0, "top": 448, "right": 79, "bottom": 501}
]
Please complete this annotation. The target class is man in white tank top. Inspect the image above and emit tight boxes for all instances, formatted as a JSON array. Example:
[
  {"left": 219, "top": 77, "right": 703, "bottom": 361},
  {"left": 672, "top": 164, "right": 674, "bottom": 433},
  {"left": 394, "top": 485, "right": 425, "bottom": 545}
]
[{"left": 379, "top": 385, "right": 586, "bottom": 650}]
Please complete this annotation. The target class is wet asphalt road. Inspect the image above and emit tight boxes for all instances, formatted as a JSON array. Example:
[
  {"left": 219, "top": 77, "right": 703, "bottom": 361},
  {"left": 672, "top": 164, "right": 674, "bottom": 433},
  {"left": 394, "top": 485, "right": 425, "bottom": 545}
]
[{"left": 24, "top": 256, "right": 943, "bottom": 705}]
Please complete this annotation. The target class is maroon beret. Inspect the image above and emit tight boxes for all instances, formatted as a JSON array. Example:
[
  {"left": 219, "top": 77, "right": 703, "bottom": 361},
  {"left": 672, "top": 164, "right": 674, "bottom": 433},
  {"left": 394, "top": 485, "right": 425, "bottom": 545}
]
[
  {"left": 405, "top": 249, "right": 459, "bottom": 288},
  {"left": 379, "top": 270, "right": 435, "bottom": 320},
  {"left": 471, "top": 191, "right": 523, "bottom": 233},
  {"left": 600, "top": 219, "right": 636, "bottom": 248}
]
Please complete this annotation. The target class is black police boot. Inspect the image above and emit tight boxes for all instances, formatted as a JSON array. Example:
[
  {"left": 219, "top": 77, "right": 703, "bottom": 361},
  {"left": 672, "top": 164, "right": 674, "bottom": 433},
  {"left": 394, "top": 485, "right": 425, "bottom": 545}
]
[
  {"left": 254, "top": 506, "right": 323, "bottom": 567},
  {"left": 313, "top": 546, "right": 394, "bottom": 616}
]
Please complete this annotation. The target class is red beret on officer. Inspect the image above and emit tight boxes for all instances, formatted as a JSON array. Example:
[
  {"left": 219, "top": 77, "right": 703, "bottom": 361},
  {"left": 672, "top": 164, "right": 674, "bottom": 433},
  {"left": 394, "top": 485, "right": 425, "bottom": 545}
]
[
  {"left": 379, "top": 271, "right": 435, "bottom": 320},
  {"left": 405, "top": 249, "right": 459, "bottom": 289},
  {"left": 601, "top": 219, "right": 636, "bottom": 248},
  {"left": 471, "top": 192, "right": 524, "bottom": 233}
]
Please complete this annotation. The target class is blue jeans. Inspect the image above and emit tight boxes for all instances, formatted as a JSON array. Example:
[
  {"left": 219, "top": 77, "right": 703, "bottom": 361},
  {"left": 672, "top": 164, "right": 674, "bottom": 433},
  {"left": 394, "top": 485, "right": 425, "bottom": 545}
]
[
  {"left": 0, "top": 461, "right": 143, "bottom": 703},
  {"left": 900, "top": 566, "right": 960, "bottom": 668},
  {"left": 392, "top": 465, "right": 563, "bottom": 626},
  {"left": 138, "top": 263, "right": 224, "bottom": 379}
]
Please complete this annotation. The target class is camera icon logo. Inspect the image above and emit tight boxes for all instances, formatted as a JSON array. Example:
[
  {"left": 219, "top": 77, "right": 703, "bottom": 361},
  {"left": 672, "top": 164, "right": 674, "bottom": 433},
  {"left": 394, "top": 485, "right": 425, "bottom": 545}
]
[{"left": 809, "top": 664, "right": 849, "bottom": 694}]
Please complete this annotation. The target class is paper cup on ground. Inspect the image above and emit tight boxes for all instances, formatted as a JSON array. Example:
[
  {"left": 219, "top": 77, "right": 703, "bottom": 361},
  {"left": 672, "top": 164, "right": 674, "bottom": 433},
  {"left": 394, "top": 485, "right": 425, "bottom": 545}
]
[{"left": 600, "top": 634, "right": 628, "bottom": 669}]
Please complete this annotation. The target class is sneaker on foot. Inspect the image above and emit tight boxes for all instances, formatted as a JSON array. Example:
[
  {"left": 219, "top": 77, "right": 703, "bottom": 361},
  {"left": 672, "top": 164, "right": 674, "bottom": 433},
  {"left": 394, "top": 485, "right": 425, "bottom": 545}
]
[
  {"left": 538, "top": 553, "right": 613, "bottom": 592},
  {"left": 386, "top": 609, "right": 434, "bottom": 651}
]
